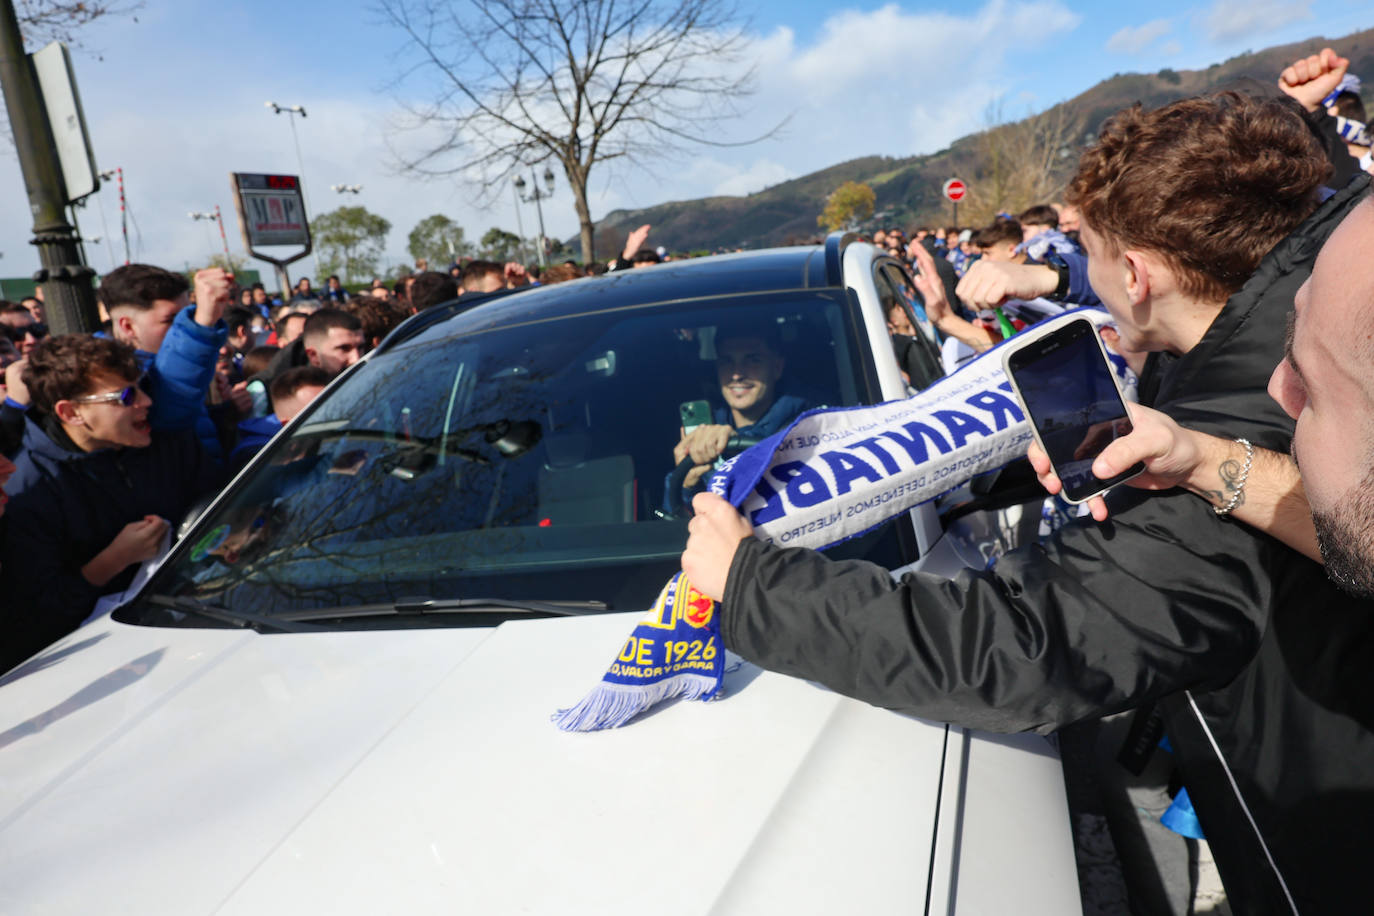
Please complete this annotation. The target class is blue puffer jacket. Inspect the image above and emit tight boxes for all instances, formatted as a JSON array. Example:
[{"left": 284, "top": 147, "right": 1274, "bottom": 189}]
[
  {"left": 138, "top": 305, "right": 229, "bottom": 462},
  {"left": 228, "top": 413, "right": 282, "bottom": 473},
  {"left": 0, "top": 417, "right": 222, "bottom": 671}
]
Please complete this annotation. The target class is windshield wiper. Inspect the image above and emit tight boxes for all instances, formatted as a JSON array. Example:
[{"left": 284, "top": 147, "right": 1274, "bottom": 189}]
[
  {"left": 144, "top": 595, "right": 329, "bottom": 634},
  {"left": 273, "top": 596, "right": 610, "bottom": 623}
]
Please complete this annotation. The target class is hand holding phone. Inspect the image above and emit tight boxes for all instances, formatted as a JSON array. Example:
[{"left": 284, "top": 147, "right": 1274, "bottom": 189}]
[{"left": 1003, "top": 318, "right": 1144, "bottom": 504}]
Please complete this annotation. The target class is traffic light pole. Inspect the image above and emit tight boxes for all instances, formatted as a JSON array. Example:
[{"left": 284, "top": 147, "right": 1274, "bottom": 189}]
[{"left": 0, "top": 0, "right": 99, "bottom": 334}]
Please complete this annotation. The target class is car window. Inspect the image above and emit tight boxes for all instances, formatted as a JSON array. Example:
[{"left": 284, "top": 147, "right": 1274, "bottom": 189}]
[
  {"left": 124, "top": 290, "right": 914, "bottom": 627},
  {"left": 874, "top": 262, "right": 943, "bottom": 392}
]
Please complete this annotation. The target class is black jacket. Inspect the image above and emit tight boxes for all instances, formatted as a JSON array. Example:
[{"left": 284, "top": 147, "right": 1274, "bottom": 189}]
[
  {"left": 248, "top": 336, "right": 310, "bottom": 411},
  {"left": 722, "top": 174, "right": 1371, "bottom": 914},
  {"left": 0, "top": 418, "right": 220, "bottom": 672}
]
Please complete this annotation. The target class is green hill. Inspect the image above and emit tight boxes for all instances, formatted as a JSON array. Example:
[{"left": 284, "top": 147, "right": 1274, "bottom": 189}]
[{"left": 582, "top": 27, "right": 1374, "bottom": 257}]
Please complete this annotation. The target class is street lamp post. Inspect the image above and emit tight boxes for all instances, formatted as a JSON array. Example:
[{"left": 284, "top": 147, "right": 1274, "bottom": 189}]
[
  {"left": 331, "top": 184, "right": 362, "bottom": 195},
  {"left": 97, "top": 167, "right": 129, "bottom": 266},
  {"left": 0, "top": 0, "right": 99, "bottom": 332},
  {"left": 513, "top": 166, "right": 556, "bottom": 267},
  {"left": 189, "top": 207, "right": 231, "bottom": 262},
  {"left": 265, "top": 101, "right": 317, "bottom": 276}
]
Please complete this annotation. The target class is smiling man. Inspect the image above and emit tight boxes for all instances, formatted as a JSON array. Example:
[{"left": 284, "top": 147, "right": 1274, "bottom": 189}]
[
  {"left": 672, "top": 323, "right": 809, "bottom": 490},
  {"left": 0, "top": 336, "right": 220, "bottom": 672}
]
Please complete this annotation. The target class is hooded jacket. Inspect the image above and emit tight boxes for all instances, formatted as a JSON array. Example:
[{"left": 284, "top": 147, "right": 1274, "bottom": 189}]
[
  {"left": 228, "top": 413, "right": 282, "bottom": 473},
  {"left": 0, "top": 417, "right": 220, "bottom": 672},
  {"left": 141, "top": 304, "right": 230, "bottom": 461},
  {"left": 248, "top": 336, "right": 310, "bottom": 412},
  {"left": 721, "top": 173, "right": 1372, "bottom": 914}
]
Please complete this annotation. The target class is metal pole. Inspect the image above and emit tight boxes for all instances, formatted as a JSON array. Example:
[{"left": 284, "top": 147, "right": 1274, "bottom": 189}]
[
  {"left": 511, "top": 182, "right": 530, "bottom": 265},
  {"left": 116, "top": 167, "right": 128, "bottom": 265},
  {"left": 214, "top": 205, "right": 231, "bottom": 261},
  {"left": 284, "top": 111, "right": 318, "bottom": 279},
  {"left": 0, "top": 0, "right": 98, "bottom": 333},
  {"left": 94, "top": 180, "right": 115, "bottom": 270},
  {"left": 530, "top": 170, "right": 548, "bottom": 268}
]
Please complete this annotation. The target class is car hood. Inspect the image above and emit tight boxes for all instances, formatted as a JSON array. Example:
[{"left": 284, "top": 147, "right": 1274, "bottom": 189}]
[
  {"left": 0, "top": 611, "right": 970, "bottom": 914},
  {"left": 0, "top": 612, "right": 961, "bottom": 911}
]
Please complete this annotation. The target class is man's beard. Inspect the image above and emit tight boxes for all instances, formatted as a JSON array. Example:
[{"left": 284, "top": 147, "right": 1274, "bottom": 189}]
[{"left": 1309, "top": 463, "right": 1374, "bottom": 598}]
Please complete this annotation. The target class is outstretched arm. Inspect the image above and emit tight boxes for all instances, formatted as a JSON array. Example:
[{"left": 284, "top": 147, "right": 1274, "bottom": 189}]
[{"left": 1029, "top": 402, "right": 1318, "bottom": 561}]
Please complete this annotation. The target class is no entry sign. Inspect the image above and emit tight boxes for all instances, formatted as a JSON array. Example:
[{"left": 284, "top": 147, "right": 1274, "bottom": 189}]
[{"left": 942, "top": 178, "right": 968, "bottom": 202}]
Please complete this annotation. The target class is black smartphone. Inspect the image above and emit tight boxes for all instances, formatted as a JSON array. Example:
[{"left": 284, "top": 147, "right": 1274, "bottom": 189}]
[
  {"left": 679, "top": 399, "right": 711, "bottom": 435},
  {"left": 1002, "top": 318, "right": 1144, "bottom": 504}
]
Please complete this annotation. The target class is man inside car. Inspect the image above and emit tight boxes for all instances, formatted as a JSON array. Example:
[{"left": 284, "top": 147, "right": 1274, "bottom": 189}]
[{"left": 671, "top": 322, "right": 809, "bottom": 492}]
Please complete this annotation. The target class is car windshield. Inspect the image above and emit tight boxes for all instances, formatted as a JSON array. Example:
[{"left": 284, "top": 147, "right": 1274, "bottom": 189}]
[{"left": 122, "top": 288, "right": 914, "bottom": 628}]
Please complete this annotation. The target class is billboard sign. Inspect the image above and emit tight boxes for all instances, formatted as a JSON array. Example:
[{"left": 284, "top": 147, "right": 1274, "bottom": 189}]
[
  {"left": 32, "top": 42, "right": 99, "bottom": 203},
  {"left": 232, "top": 172, "right": 310, "bottom": 248}
]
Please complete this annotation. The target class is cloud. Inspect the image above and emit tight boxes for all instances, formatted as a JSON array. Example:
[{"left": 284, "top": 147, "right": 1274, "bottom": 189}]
[
  {"left": 1202, "top": 0, "right": 1314, "bottom": 43},
  {"left": 0, "top": 0, "right": 1086, "bottom": 273},
  {"left": 743, "top": 0, "right": 1082, "bottom": 165},
  {"left": 1105, "top": 19, "right": 1173, "bottom": 55}
]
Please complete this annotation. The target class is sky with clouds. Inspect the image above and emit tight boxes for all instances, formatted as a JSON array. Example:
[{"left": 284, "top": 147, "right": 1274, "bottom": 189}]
[{"left": 0, "top": 0, "right": 1368, "bottom": 282}]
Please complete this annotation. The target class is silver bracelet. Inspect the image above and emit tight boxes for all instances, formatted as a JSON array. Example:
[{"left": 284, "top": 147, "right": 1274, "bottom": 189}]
[{"left": 1213, "top": 438, "right": 1253, "bottom": 516}]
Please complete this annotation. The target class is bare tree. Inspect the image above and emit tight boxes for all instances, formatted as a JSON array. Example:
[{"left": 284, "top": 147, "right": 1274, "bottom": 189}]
[
  {"left": 16, "top": 0, "right": 143, "bottom": 49},
  {"left": 961, "top": 100, "right": 1082, "bottom": 226},
  {"left": 379, "top": 0, "right": 776, "bottom": 262}
]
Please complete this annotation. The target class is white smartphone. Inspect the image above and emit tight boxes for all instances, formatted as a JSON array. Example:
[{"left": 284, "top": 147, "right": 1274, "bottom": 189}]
[{"left": 1002, "top": 317, "right": 1144, "bottom": 504}]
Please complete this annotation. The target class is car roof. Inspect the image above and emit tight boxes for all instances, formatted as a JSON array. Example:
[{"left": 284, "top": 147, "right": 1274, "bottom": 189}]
[{"left": 380, "top": 242, "right": 849, "bottom": 350}]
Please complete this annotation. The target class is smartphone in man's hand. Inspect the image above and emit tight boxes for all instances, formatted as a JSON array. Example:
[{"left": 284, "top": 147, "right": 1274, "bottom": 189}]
[{"left": 1003, "top": 318, "right": 1143, "bottom": 504}]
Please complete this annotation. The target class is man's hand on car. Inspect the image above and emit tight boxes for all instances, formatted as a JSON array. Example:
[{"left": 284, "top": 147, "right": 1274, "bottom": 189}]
[
  {"left": 81, "top": 515, "right": 170, "bottom": 586},
  {"left": 682, "top": 492, "right": 754, "bottom": 601},
  {"left": 1278, "top": 47, "right": 1349, "bottom": 112},
  {"left": 674, "top": 424, "right": 733, "bottom": 488},
  {"left": 956, "top": 259, "right": 1057, "bottom": 311}
]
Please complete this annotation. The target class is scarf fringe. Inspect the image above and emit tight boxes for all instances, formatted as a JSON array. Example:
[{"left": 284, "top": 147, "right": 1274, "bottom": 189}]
[{"left": 552, "top": 674, "right": 721, "bottom": 732}]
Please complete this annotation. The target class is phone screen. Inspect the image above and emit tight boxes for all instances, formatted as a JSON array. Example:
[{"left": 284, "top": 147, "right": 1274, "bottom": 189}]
[{"left": 1007, "top": 319, "right": 1143, "bottom": 503}]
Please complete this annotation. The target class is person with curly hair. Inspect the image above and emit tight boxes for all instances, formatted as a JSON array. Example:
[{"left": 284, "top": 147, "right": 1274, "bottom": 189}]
[
  {"left": 684, "top": 89, "right": 1371, "bottom": 911},
  {"left": 0, "top": 335, "right": 220, "bottom": 672}
]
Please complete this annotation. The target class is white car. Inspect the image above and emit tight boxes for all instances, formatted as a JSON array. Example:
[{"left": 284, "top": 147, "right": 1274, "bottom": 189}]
[{"left": 0, "top": 237, "right": 1080, "bottom": 914}]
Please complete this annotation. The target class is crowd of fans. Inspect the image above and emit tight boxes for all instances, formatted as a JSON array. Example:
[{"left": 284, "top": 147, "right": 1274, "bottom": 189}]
[
  {"left": 0, "top": 40, "right": 1371, "bottom": 914},
  {"left": 0, "top": 233, "right": 704, "bottom": 670}
]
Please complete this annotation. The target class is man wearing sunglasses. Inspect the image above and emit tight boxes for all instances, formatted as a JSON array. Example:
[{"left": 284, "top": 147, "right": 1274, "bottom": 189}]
[
  {"left": 0, "top": 335, "right": 221, "bottom": 672},
  {"left": 0, "top": 302, "right": 45, "bottom": 356}
]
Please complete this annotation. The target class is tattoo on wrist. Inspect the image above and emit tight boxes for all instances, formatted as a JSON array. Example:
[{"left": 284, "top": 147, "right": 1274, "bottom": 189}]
[{"left": 1218, "top": 457, "right": 1247, "bottom": 509}]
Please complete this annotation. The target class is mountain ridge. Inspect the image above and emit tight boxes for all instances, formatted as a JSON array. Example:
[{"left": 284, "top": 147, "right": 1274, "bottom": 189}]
[{"left": 579, "top": 27, "right": 1374, "bottom": 256}]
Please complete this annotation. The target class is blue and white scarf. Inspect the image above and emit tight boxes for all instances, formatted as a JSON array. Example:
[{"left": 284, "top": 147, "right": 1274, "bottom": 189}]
[
  {"left": 1017, "top": 228, "right": 1081, "bottom": 263},
  {"left": 554, "top": 309, "right": 1132, "bottom": 732}
]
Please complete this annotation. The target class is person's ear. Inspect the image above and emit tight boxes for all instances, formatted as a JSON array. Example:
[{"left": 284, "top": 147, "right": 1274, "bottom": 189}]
[
  {"left": 304, "top": 345, "right": 320, "bottom": 368},
  {"left": 1122, "top": 249, "right": 1152, "bottom": 308},
  {"left": 53, "top": 398, "right": 83, "bottom": 425},
  {"left": 112, "top": 312, "right": 138, "bottom": 346}
]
